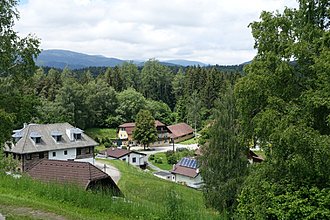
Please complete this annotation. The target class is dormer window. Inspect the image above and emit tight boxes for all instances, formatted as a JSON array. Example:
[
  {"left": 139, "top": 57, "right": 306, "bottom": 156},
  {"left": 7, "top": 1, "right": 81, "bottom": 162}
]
[
  {"left": 30, "top": 132, "right": 42, "bottom": 144},
  {"left": 51, "top": 130, "right": 62, "bottom": 142},
  {"left": 74, "top": 133, "right": 82, "bottom": 140},
  {"left": 12, "top": 131, "right": 23, "bottom": 143},
  {"left": 66, "top": 128, "right": 83, "bottom": 141}
]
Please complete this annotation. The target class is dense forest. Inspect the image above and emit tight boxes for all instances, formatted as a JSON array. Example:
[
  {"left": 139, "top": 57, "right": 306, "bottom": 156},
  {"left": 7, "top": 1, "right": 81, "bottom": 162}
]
[{"left": 2, "top": 60, "right": 241, "bottom": 131}]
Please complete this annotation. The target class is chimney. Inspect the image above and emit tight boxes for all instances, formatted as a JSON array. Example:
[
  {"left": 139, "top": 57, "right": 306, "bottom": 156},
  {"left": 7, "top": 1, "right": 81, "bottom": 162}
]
[{"left": 23, "top": 123, "right": 27, "bottom": 128}]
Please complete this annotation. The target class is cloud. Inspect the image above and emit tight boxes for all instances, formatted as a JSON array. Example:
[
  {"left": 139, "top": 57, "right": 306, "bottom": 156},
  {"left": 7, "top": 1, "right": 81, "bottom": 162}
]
[{"left": 16, "top": 0, "right": 298, "bottom": 64}]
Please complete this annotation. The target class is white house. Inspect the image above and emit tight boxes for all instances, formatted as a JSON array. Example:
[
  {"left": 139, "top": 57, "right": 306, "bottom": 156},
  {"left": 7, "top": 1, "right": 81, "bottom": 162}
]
[
  {"left": 4, "top": 123, "right": 98, "bottom": 171},
  {"left": 171, "top": 157, "right": 203, "bottom": 189},
  {"left": 103, "top": 148, "right": 147, "bottom": 168}
]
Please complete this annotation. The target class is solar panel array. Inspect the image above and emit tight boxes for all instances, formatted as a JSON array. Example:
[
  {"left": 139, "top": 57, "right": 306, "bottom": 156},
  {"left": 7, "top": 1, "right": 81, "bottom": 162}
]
[{"left": 179, "top": 157, "right": 198, "bottom": 169}]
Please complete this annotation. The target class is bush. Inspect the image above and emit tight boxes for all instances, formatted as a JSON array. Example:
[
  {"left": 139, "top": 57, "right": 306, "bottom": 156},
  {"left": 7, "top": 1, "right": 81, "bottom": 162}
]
[
  {"left": 149, "top": 154, "right": 155, "bottom": 160},
  {"left": 176, "top": 148, "right": 188, "bottom": 153},
  {"left": 155, "top": 158, "right": 163, "bottom": 164},
  {"left": 167, "top": 154, "right": 177, "bottom": 165},
  {"left": 104, "top": 142, "right": 112, "bottom": 148},
  {"left": 165, "top": 150, "right": 174, "bottom": 157}
]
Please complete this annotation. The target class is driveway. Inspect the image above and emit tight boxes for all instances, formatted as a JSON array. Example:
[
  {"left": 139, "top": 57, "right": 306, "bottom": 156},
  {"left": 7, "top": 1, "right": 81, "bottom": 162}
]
[{"left": 94, "top": 160, "right": 121, "bottom": 184}]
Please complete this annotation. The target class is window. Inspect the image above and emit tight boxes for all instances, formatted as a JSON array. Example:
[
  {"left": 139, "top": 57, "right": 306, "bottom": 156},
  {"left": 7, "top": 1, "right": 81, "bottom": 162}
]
[
  {"left": 26, "top": 154, "right": 32, "bottom": 160},
  {"left": 122, "top": 158, "right": 126, "bottom": 161},
  {"left": 77, "top": 148, "right": 81, "bottom": 156},
  {"left": 39, "top": 152, "right": 44, "bottom": 159},
  {"left": 132, "top": 157, "right": 136, "bottom": 163},
  {"left": 35, "top": 137, "right": 41, "bottom": 144},
  {"left": 74, "top": 133, "right": 82, "bottom": 140},
  {"left": 64, "top": 150, "right": 67, "bottom": 155},
  {"left": 55, "top": 135, "right": 61, "bottom": 142},
  {"left": 52, "top": 152, "right": 56, "bottom": 157},
  {"left": 86, "top": 147, "right": 90, "bottom": 154}
]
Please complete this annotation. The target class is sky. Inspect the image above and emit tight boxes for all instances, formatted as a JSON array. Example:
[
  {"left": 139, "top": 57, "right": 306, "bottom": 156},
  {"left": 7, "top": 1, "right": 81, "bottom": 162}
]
[{"left": 16, "top": 0, "right": 298, "bottom": 65}]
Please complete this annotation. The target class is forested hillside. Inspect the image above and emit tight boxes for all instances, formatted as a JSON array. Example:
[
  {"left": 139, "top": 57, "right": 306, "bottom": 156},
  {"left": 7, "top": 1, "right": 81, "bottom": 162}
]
[{"left": 25, "top": 60, "right": 241, "bottom": 130}]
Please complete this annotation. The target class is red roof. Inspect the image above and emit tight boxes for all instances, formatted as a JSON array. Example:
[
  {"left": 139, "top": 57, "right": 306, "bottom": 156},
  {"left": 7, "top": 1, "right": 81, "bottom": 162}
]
[
  {"left": 27, "top": 160, "right": 115, "bottom": 190},
  {"left": 119, "top": 122, "right": 135, "bottom": 128},
  {"left": 119, "top": 120, "right": 166, "bottom": 135},
  {"left": 167, "top": 123, "right": 194, "bottom": 138},
  {"left": 171, "top": 165, "right": 199, "bottom": 178},
  {"left": 104, "top": 148, "right": 146, "bottom": 159},
  {"left": 155, "top": 120, "right": 166, "bottom": 127}
]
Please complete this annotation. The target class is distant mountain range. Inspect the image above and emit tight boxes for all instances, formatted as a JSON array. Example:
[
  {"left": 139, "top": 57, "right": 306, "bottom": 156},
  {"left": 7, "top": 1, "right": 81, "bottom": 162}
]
[{"left": 36, "top": 49, "right": 209, "bottom": 69}]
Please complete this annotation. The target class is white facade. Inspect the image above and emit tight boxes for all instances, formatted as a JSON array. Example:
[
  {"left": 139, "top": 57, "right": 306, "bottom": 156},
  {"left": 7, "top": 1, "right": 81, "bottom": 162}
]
[
  {"left": 48, "top": 148, "right": 94, "bottom": 165},
  {"left": 108, "top": 152, "right": 145, "bottom": 166},
  {"left": 172, "top": 173, "right": 203, "bottom": 188},
  {"left": 118, "top": 129, "right": 128, "bottom": 140},
  {"left": 48, "top": 148, "right": 76, "bottom": 160}
]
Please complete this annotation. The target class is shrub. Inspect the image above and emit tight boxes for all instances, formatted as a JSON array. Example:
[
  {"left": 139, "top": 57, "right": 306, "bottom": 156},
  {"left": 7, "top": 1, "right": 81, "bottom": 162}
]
[
  {"left": 167, "top": 154, "right": 177, "bottom": 165},
  {"left": 155, "top": 158, "right": 163, "bottom": 164},
  {"left": 149, "top": 154, "right": 155, "bottom": 160},
  {"left": 104, "top": 142, "right": 112, "bottom": 148},
  {"left": 165, "top": 150, "right": 174, "bottom": 157}
]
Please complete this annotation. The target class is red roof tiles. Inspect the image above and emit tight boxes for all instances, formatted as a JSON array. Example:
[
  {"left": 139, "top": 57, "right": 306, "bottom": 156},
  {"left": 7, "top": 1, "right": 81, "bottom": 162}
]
[
  {"left": 167, "top": 123, "right": 194, "bottom": 138},
  {"left": 171, "top": 165, "right": 199, "bottom": 178},
  {"left": 104, "top": 148, "right": 146, "bottom": 159},
  {"left": 27, "top": 159, "right": 118, "bottom": 191}
]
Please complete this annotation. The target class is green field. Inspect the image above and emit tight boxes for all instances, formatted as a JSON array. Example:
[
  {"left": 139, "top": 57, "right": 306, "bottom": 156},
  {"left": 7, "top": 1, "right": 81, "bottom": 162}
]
[
  {"left": 149, "top": 150, "right": 195, "bottom": 171},
  {"left": 84, "top": 127, "right": 117, "bottom": 140},
  {"left": 85, "top": 128, "right": 118, "bottom": 152},
  {"left": 178, "top": 137, "right": 199, "bottom": 145},
  {"left": 0, "top": 160, "right": 218, "bottom": 219}
]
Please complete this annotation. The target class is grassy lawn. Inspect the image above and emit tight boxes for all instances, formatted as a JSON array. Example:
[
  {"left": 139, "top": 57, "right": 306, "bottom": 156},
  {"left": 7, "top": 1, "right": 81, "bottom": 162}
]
[
  {"left": 149, "top": 150, "right": 195, "bottom": 171},
  {"left": 84, "top": 127, "right": 117, "bottom": 140},
  {"left": 253, "top": 150, "right": 266, "bottom": 159},
  {"left": 0, "top": 158, "right": 218, "bottom": 219},
  {"left": 149, "top": 152, "right": 173, "bottom": 170},
  {"left": 85, "top": 128, "right": 117, "bottom": 152},
  {"left": 178, "top": 137, "right": 199, "bottom": 145}
]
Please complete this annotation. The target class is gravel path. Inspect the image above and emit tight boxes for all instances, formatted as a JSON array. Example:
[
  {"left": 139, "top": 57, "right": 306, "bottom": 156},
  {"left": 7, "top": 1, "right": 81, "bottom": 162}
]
[{"left": 94, "top": 160, "right": 121, "bottom": 184}]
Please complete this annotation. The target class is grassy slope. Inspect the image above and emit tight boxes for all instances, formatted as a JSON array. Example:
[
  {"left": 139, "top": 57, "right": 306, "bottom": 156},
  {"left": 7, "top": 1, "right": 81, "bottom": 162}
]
[
  {"left": 101, "top": 159, "right": 218, "bottom": 220},
  {"left": 149, "top": 152, "right": 173, "bottom": 170},
  {"left": 84, "top": 128, "right": 117, "bottom": 140},
  {"left": 0, "top": 160, "right": 219, "bottom": 220},
  {"left": 178, "top": 137, "right": 199, "bottom": 145},
  {"left": 149, "top": 150, "right": 195, "bottom": 171}
]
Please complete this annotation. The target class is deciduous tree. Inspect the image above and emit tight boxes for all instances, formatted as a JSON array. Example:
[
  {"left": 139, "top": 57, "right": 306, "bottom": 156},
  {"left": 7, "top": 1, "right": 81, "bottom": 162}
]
[{"left": 133, "top": 110, "right": 157, "bottom": 150}]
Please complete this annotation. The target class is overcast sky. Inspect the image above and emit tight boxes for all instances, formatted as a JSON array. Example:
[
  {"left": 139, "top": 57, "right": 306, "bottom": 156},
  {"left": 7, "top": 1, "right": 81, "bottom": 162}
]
[{"left": 17, "top": 0, "right": 298, "bottom": 65}]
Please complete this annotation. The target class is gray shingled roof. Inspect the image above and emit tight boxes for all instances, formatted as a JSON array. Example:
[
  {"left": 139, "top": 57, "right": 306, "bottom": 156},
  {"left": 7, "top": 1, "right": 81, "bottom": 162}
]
[{"left": 5, "top": 123, "right": 98, "bottom": 154}]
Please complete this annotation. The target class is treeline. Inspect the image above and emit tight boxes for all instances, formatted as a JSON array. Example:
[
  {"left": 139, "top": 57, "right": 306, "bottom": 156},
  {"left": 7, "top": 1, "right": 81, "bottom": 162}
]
[{"left": 2, "top": 59, "right": 240, "bottom": 130}]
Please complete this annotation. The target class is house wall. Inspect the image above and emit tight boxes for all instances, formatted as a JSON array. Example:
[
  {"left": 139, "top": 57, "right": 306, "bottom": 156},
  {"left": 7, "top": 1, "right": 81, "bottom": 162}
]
[
  {"left": 48, "top": 148, "right": 76, "bottom": 160},
  {"left": 118, "top": 130, "right": 128, "bottom": 140},
  {"left": 48, "top": 146, "right": 94, "bottom": 161},
  {"left": 173, "top": 133, "right": 194, "bottom": 143},
  {"left": 21, "top": 151, "right": 48, "bottom": 171},
  {"left": 108, "top": 153, "right": 145, "bottom": 166},
  {"left": 172, "top": 173, "right": 202, "bottom": 186}
]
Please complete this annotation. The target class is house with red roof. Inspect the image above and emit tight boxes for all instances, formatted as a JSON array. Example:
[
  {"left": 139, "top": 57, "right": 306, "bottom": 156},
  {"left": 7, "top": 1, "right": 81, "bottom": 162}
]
[
  {"left": 117, "top": 120, "right": 169, "bottom": 147},
  {"left": 27, "top": 159, "right": 122, "bottom": 195},
  {"left": 167, "top": 122, "right": 194, "bottom": 143},
  {"left": 102, "top": 147, "right": 147, "bottom": 168},
  {"left": 171, "top": 157, "right": 203, "bottom": 189}
]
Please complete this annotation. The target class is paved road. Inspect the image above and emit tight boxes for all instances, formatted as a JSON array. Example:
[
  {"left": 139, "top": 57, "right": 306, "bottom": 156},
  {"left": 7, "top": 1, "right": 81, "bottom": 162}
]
[
  {"left": 94, "top": 160, "right": 121, "bottom": 184},
  {"left": 95, "top": 144, "right": 198, "bottom": 183}
]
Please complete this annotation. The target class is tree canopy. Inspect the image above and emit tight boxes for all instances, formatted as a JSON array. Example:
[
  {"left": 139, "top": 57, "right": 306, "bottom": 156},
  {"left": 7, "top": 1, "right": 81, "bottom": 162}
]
[
  {"left": 234, "top": 0, "right": 330, "bottom": 218},
  {"left": 133, "top": 110, "right": 157, "bottom": 150}
]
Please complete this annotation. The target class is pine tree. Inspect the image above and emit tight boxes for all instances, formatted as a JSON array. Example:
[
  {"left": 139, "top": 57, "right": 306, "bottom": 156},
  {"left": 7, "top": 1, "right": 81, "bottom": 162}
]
[{"left": 200, "top": 85, "right": 248, "bottom": 213}]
